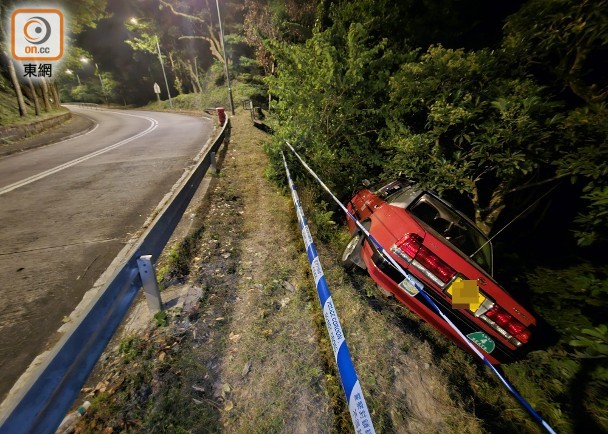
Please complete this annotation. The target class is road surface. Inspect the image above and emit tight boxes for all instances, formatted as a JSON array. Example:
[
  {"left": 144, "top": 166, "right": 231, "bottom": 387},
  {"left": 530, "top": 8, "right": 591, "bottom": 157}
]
[{"left": 0, "top": 106, "right": 213, "bottom": 401}]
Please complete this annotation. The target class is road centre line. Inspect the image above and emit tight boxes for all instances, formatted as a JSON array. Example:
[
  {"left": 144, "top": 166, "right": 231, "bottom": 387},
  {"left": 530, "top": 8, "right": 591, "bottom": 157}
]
[
  {"left": 54, "top": 113, "right": 100, "bottom": 143},
  {"left": 0, "top": 112, "right": 159, "bottom": 197}
]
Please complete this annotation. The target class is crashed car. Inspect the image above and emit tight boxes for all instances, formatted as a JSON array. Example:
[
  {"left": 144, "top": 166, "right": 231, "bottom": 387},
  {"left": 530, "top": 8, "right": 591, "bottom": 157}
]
[{"left": 343, "top": 180, "right": 536, "bottom": 364}]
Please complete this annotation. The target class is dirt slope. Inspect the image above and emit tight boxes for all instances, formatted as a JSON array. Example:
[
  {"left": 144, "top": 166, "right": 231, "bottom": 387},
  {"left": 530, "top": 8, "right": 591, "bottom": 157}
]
[{"left": 73, "top": 111, "right": 499, "bottom": 433}]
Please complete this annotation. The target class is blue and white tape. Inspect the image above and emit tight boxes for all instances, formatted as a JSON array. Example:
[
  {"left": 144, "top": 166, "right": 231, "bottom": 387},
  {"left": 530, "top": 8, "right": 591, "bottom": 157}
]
[
  {"left": 282, "top": 152, "right": 376, "bottom": 434},
  {"left": 284, "top": 142, "right": 558, "bottom": 434}
]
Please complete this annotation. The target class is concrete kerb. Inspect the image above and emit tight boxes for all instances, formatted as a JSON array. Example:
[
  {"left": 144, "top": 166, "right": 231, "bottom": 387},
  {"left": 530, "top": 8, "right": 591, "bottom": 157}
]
[
  {"left": 0, "top": 109, "right": 97, "bottom": 159},
  {"left": 0, "top": 111, "right": 72, "bottom": 143}
]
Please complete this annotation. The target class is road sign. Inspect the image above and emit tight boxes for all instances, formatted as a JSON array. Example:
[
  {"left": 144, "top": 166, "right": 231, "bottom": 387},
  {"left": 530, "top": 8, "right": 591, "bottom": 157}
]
[{"left": 153, "top": 82, "right": 160, "bottom": 94}]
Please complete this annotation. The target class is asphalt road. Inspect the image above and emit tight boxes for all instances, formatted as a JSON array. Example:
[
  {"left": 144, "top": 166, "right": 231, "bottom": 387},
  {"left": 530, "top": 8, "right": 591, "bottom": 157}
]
[{"left": 0, "top": 106, "right": 213, "bottom": 401}]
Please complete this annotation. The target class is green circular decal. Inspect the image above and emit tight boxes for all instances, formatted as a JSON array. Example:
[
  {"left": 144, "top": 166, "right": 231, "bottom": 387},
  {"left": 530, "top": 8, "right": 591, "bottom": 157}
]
[{"left": 467, "top": 331, "right": 495, "bottom": 354}]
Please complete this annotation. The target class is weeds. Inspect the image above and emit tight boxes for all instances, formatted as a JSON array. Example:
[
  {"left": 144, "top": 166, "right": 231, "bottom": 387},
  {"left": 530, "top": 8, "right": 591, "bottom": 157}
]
[
  {"left": 154, "top": 311, "right": 169, "bottom": 327},
  {"left": 157, "top": 225, "right": 205, "bottom": 289},
  {"left": 118, "top": 336, "right": 144, "bottom": 363}
]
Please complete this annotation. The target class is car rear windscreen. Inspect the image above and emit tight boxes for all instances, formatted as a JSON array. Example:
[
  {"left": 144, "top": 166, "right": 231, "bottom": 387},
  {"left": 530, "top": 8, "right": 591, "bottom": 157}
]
[{"left": 408, "top": 193, "right": 493, "bottom": 273}]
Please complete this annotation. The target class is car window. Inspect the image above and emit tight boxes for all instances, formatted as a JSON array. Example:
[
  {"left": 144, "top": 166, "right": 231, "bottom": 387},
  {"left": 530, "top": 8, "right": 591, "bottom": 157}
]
[
  {"left": 373, "top": 179, "right": 405, "bottom": 197},
  {"left": 407, "top": 193, "right": 493, "bottom": 273},
  {"left": 373, "top": 180, "right": 417, "bottom": 204}
]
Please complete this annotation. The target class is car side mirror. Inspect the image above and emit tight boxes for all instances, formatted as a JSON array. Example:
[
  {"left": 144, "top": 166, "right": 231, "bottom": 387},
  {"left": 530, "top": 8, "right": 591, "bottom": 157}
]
[{"left": 362, "top": 179, "right": 371, "bottom": 187}]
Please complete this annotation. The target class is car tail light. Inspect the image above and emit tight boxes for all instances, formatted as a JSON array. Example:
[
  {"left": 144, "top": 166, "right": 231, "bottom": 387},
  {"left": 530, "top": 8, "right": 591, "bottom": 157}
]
[
  {"left": 515, "top": 329, "right": 531, "bottom": 344},
  {"left": 506, "top": 322, "right": 525, "bottom": 335},
  {"left": 483, "top": 305, "right": 530, "bottom": 345},
  {"left": 393, "top": 233, "right": 422, "bottom": 258},
  {"left": 416, "top": 248, "right": 456, "bottom": 283},
  {"left": 391, "top": 233, "right": 456, "bottom": 286}
]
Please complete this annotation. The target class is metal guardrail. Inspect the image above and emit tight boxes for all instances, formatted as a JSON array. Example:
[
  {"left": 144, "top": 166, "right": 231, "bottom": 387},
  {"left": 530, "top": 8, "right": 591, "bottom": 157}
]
[
  {"left": 0, "top": 118, "right": 230, "bottom": 434},
  {"left": 75, "top": 102, "right": 102, "bottom": 110}
]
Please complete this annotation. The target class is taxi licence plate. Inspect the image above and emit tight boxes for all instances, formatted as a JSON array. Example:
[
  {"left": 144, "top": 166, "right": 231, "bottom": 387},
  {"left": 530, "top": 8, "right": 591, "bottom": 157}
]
[{"left": 399, "top": 273, "right": 422, "bottom": 296}]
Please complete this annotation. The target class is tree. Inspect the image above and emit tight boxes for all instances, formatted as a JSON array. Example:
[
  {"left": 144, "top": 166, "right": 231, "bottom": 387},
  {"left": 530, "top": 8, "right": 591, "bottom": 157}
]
[
  {"left": 126, "top": 15, "right": 205, "bottom": 96},
  {"left": 158, "top": 0, "right": 228, "bottom": 64},
  {"left": 384, "top": 46, "right": 566, "bottom": 235},
  {"left": 267, "top": 19, "right": 402, "bottom": 197},
  {"left": 4, "top": 54, "right": 28, "bottom": 116},
  {"left": 504, "top": 0, "right": 608, "bottom": 105},
  {"left": 243, "top": 0, "right": 316, "bottom": 75},
  {"left": 505, "top": 0, "right": 608, "bottom": 244}
]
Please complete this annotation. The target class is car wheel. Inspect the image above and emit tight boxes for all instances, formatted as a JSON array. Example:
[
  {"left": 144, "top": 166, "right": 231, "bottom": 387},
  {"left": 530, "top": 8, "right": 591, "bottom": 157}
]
[{"left": 342, "top": 234, "right": 364, "bottom": 270}]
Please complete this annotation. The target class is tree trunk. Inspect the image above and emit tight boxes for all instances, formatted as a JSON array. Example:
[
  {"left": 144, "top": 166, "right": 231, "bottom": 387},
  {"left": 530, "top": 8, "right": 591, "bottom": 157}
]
[
  {"left": 159, "top": 0, "right": 224, "bottom": 63},
  {"left": 184, "top": 60, "right": 202, "bottom": 93},
  {"left": 168, "top": 52, "right": 183, "bottom": 95},
  {"left": 5, "top": 53, "right": 28, "bottom": 116},
  {"left": 472, "top": 184, "right": 506, "bottom": 236},
  {"left": 50, "top": 80, "right": 61, "bottom": 107},
  {"left": 177, "top": 35, "right": 224, "bottom": 63},
  {"left": 26, "top": 77, "right": 41, "bottom": 115},
  {"left": 39, "top": 77, "right": 52, "bottom": 111}
]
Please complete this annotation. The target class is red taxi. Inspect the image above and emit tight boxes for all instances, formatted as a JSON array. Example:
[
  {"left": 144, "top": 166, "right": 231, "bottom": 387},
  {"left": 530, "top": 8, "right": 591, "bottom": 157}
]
[{"left": 343, "top": 180, "right": 536, "bottom": 364}]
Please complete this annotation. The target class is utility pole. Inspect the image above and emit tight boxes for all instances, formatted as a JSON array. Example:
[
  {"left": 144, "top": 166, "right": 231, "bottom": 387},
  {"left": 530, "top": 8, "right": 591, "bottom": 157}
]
[
  {"left": 156, "top": 35, "right": 173, "bottom": 109},
  {"left": 95, "top": 63, "right": 107, "bottom": 104},
  {"left": 215, "top": 0, "right": 235, "bottom": 115},
  {"left": 194, "top": 56, "right": 202, "bottom": 92}
]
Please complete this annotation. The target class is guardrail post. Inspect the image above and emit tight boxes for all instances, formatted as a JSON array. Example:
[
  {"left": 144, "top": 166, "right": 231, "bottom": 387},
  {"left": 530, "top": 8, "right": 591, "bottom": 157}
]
[
  {"left": 136, "top": 255, "right": 162, "bottom": 312},
  {"left": 210, "top": 151, "right": 217, "bottom": 174}
]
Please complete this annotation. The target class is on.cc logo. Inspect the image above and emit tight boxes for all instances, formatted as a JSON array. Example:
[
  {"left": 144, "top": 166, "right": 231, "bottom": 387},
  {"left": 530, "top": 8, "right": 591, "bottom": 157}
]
[
  {"left": 11, "top": 9, "right": 63, "bottom": 61},
  {"left": 23, "top": 16, "right": 51, "bottom": 45}
]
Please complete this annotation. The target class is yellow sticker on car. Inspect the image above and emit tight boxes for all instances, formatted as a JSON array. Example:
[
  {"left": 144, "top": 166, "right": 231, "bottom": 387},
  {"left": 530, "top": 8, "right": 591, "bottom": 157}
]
[{"left": 447, "top": 277, "right": 486, "bottom": 311}]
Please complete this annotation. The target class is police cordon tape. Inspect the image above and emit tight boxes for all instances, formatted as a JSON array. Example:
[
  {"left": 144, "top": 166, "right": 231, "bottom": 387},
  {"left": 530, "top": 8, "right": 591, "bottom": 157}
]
[
  {"left": 283, "top": 142, "right": 558, "bottom": 434},
  {"left": 281, "top": 152, "right": 376, "bottom": 434}
]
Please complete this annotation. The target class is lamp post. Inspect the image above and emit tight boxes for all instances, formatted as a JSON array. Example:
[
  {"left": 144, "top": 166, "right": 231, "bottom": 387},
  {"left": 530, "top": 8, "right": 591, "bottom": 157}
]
[
  {"left": 155, "top": 35, "right": 173, "bottom": 108},
  {"left": 81, "top": 57, "right": 107, "bottom": 104},
  {"left": 95, "top": 63, "right": 108, "bottom": 104},
  {"left": 66, "top": 69, "right": 80, "bottom": 85},
  {"left": 130, "top": 18, "right": 173, "bottom": 109},
  {"left": 215, "top": 0, "right": 235, "bottom": 115}
]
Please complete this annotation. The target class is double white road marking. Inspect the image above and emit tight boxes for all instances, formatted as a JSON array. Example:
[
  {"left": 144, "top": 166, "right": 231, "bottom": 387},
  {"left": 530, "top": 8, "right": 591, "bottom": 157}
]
[{"left": 0, "top": 111, "right": 159, "bottom": 197}]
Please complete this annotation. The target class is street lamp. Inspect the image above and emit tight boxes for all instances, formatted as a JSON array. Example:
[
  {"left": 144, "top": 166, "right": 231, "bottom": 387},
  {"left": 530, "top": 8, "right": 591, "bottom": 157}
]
[
  {"left": 66, "top": 69, "right": 80, "bottom": 85},
  {"left": 129, "top": 18, "right": 173, "bottom": 108},
  {"left": 215, "top": 0, "right": 235, "bottom": 115},
  {"left": 95, "top": 63, "right": 108, "bottom": 104},
  {"left": 80, "top": 57, "right": 107, "bottom": 104},
  {"left": 154, "top": 35, "right": 173, "bottom": 108}
]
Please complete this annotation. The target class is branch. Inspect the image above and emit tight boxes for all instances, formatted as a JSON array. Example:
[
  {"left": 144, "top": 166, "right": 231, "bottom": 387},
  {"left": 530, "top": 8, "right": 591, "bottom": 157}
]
[
  {"left": 590, "top": 85, "right": 608, "bottom": 103},
  {"left": 178, "top": 35, "right": 222, "bottom": 62},
  {"left": 159, "top": 0, "right": 206, "bottom": 24},
  {"left": 505, "top": 174, "right": 567, "bottom": 195},
  {"left": 473, "top": 165, "right": 497, "bottom": 183}
]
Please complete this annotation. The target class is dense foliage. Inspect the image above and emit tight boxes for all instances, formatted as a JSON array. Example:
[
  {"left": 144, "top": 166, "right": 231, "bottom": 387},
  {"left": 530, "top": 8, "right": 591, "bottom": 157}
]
[
  {"left": 260, "top": 0, "right": 608, "bottom": 431},
  {"left": 266, "top": 0, "right": 607, "bottom": 243}
]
